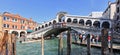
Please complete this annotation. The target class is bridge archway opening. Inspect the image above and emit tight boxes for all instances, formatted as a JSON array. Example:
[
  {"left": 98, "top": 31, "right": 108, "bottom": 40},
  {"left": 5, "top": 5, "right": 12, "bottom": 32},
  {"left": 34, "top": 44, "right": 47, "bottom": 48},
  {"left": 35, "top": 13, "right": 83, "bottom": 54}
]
[
  {"left": 49, "top": 22, "right": 52, "bottom": 26},
  {"left": 42, "top": 25, "right": 44, "bottom": 28},
  {"left": 79, "top": 19, "right": 84, "bottom": 25},
  {"left": 73, "top": 19, "right": 78, "bottom": 23},
  {"left": 102, "top": 21, "right": 110, "bottom": 28},
  {"left": 45, "top": 24, "right": 48, "bottom": 27},
  {"left": 58, "top": 14, "right": 65, "bottom": 22},
  {"left": 86, "top": 20, "right": 92, "bottom": 26},
  {"left": 12, "top": 31, "right": 18, "bottom": 37},
  {"left": 67, "top": 18, "right": 72, "bottom": 23},
  {"left": 93, "top": 21, "right": 100, "bottom": 28},
  {"left": 53, "top": 20, "right": 56, "bottom": 24}
]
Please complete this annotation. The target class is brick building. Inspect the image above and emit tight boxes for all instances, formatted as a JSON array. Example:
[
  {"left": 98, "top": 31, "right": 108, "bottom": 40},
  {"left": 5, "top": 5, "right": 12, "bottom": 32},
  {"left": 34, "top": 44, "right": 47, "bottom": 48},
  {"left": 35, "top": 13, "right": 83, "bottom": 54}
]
[{"left": 2, "top": 12, "right": 37, "bottom": 37}]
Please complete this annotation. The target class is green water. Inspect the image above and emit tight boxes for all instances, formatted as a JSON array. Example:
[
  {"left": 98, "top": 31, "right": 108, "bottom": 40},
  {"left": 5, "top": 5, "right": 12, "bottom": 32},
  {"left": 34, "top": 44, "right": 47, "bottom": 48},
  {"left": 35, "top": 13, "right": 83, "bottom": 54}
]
[{"left": 16, "top": 38, "right": 120, "bottom": 55}]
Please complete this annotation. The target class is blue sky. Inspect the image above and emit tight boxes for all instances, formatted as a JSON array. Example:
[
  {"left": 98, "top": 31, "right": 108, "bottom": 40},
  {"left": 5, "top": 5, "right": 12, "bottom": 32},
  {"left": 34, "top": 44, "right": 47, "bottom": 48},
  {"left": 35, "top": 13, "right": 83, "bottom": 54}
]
[{"left": 0, "top": 0, "right": 115, "bottom": 23}]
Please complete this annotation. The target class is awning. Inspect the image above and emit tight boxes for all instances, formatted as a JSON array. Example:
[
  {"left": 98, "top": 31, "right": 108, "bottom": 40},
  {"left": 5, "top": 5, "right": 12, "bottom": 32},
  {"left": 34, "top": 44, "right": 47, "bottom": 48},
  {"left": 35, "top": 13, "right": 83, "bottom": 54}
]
[{"left": 27, "top": 29, "right": 33, "bottom": 33}]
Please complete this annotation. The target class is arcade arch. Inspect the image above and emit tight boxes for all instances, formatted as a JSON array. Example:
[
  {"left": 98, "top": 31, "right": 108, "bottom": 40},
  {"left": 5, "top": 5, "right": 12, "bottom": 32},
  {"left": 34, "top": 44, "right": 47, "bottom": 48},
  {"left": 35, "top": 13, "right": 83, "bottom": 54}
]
[
  {"left": 73, "top": 19, "right": 78, "bottom": 23},
  {"left": 102, "top": 21, "right": 110, "bottom": 28},
  {"left": 93, "top": 21, "right": 100, "bottom": 28},
  {"left": 67, "top": 18, "right": 72, "bottom": 23},
  {"left": 86, "top": 20, "right": 92, "bottom": 26},
  {"left": 79, "top": 19, "right": 84, "bottom": 25}
]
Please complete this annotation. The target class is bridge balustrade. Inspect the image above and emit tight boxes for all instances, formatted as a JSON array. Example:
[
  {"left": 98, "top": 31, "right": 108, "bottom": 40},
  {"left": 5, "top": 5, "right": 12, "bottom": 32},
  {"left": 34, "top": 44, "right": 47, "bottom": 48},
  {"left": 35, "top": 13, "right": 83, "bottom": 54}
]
[{"left": 53, "top": 22, "right": 67, "bottom": 28}]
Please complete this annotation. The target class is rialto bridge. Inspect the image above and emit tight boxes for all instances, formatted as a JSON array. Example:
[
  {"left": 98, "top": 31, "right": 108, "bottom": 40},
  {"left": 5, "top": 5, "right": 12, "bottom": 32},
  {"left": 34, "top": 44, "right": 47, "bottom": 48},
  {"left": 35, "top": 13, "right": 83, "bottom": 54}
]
[{"left": 26, "top": 12, "right": 113, "bottom": 39}]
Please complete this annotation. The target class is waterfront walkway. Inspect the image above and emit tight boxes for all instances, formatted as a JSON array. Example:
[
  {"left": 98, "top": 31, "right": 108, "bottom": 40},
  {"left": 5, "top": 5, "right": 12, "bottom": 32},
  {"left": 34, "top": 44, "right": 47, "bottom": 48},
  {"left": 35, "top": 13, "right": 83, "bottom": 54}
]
[{"left": 72, "top": 42, "right": 120, "bottom": 52}]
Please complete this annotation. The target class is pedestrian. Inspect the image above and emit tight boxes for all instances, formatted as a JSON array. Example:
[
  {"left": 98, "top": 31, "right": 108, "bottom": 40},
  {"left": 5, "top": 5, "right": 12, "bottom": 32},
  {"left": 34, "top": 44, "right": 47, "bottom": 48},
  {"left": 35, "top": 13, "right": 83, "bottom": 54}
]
[
  {"left": 96, "top": 35, "right": 99, "bottom": 44},
  {"left": 82, "top": 34, "right": 86, "bottom": 43},
  {"left": 108, "top": 36, "right": 111, "bottom": 47},
  {"left": 79, "top": 34, "right": 82, "bottom": 43},
  {"left": 92, "top": 35, "right": 95, "bottom": 44}
]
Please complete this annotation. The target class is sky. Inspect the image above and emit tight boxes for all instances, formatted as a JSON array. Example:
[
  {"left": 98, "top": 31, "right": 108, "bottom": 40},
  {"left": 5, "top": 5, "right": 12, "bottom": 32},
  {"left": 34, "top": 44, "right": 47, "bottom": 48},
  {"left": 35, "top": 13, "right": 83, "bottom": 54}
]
[{"left": 0, "top": 0, "right": 115, "bottom": 23}]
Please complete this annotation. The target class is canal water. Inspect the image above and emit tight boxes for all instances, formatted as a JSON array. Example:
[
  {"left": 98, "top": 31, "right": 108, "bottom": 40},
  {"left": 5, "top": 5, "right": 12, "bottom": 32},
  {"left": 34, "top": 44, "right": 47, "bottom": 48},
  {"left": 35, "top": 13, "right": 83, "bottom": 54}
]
[{"left": 16, "top": 37, "right": 120, "bottom": 55}]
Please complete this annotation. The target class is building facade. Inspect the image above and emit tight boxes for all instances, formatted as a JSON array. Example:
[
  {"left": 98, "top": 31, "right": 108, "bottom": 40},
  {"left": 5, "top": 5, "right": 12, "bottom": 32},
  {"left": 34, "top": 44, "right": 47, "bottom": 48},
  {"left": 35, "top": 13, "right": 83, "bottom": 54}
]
[
  {"left": 114, "top": 0, "right": 120, "bottom": 33},
  {"left": 102, "top": 2, "right": 116, "bottom": 20},
  {"left": 2, "top": 12, "right": 37, "bottom": 37}
]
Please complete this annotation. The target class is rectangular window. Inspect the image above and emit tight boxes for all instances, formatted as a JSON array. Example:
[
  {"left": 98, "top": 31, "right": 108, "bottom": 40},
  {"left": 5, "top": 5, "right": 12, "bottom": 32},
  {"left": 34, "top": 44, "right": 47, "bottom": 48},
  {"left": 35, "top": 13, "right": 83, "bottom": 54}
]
[
  {"left": 3, "top": 17, "right": 9, "bottom": 21},
  {"left": 12, "top": 18, "right": 17, "bottom": 22},
  {"left": 21, "top": 26, "right": 25, "bottom": 29},
  {"left": 3, "top": 24, "right": 9, "bottom": 28},
  {"left": 12, "top": 25, "right": 14, "bottom": 29},
  {"left": 3, "top": 24, "right": 6, "bottom": 27},
  {"left": 21, "top": 20, "right": 25, "bottom": 24}
]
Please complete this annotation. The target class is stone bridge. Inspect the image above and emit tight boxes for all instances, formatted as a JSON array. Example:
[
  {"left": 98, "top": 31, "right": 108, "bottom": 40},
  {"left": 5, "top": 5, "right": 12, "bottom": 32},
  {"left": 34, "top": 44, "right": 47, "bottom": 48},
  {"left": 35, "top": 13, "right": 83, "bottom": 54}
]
[{"left": 26, "top": 12, "right": 113, "bottom": 39}]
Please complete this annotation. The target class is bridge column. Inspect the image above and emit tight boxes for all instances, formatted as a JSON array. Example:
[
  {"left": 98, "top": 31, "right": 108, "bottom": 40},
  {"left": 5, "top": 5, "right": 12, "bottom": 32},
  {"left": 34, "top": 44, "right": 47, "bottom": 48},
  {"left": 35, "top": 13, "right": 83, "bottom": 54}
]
[{"left": 67, "top": 27, "right": 71, "bottom": 55}]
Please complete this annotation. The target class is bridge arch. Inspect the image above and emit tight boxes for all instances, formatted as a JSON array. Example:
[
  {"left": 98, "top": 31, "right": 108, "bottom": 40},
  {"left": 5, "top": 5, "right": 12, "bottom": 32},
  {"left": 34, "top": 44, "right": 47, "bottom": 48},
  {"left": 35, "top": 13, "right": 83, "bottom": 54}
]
[
  {"left": 79, "top": 19, "right": 84, "bottom": 25},
  {"left": 67, "top": 18, "right": 72, "bottom": 23},
  {"left": 73, "top": 19, "right": 78, "bottom": 23},
  {"left": 86, "top": 20, "right": 92, "bottom": 26},
  {"left": 93, "top": 21, "right": 100, "bottom": 28},
  {"left": 57, "top": 12, "right": 67, "bottom": 22},
  {"left": 102, "top": 21, "right": 110, "bottom": 28}
]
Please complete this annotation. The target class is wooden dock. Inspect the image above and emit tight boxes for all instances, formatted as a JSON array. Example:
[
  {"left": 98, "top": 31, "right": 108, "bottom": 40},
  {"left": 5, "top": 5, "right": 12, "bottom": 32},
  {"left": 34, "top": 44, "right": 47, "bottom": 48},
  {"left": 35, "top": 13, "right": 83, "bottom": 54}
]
[{"left": 72, "top": 42, "right": 120, "bottom": 52}]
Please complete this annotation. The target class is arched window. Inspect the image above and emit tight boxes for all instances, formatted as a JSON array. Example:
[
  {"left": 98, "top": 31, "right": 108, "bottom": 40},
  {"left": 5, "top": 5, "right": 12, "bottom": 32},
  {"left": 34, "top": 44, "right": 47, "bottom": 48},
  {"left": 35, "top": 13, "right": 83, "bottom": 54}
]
[
  {"left": 45, "top": 24, "right": 48, "bottom": 27},
  {"left": 53, "top": 20, "right": 56, "bottom": 24},
  {"left": 35, "top": 28, "right": 37, "bottom": 31},
  {"left": 79, "top": 19, "right": 84, "bottom": 25},
  {"left": 42, "top": 25, "right": 44, "bottom": 28},
  {"left": 73, "top": 19, "right": 78, "bottom": 23},
  {"left": 38, "top": 27, "right": 41, "bottom": 30},
  {"left": 102, "top": 21, "right": 110, "bottom": 28},
  {"left": 49, "top": 22, "right": 52, "bottom": 26},
  {"left": 67, "top": 18, "right": 72, "bottom": 23},
  {"left": 86, "top": 20, "right": 92, "bottom": 26}
]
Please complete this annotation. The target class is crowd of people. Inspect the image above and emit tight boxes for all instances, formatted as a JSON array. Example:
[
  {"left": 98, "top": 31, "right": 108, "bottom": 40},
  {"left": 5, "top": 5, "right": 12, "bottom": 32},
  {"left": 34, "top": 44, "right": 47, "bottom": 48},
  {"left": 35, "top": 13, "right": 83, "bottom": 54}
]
[{"left": 73, "top": 33, "right": 111, "bottom": 45}]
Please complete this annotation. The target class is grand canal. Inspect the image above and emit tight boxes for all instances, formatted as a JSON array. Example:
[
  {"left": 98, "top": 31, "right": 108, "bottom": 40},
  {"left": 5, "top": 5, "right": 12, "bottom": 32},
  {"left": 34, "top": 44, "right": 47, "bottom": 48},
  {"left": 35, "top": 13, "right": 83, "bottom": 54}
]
[{"left": 16, "top": 37, "right": 120, "bottom": 55}]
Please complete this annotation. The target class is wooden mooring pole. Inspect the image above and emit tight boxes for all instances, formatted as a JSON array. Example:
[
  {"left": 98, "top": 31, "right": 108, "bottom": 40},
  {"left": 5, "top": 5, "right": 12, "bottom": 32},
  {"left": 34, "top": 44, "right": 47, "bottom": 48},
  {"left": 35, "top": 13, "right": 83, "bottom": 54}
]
[
  {"left": 67, "top": 27, "right": 71, "bottom": 55},
  {"left": 87, "top": 34, "right": 91, "bottom": 55},
  {"left": 41, "top": 34, "right": 44, "bottom": 55},
  {"left": 101, "top": 28, "right": 109, "bottom": 55},
  {"left": 58, "top": 33, "right": 63, "bottom": 55}
]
